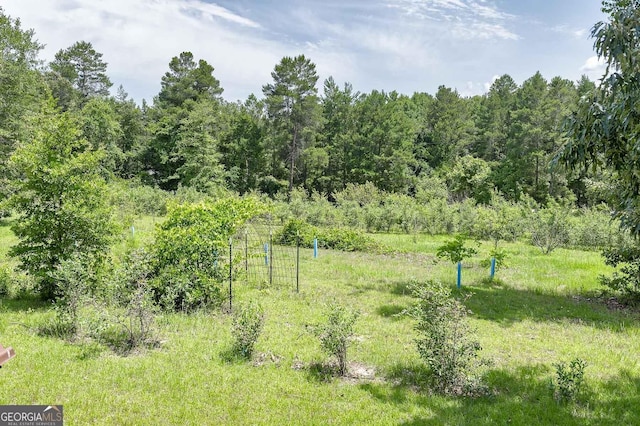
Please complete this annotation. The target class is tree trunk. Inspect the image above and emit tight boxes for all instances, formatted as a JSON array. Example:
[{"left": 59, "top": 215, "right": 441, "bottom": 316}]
[{"left": 288, "top": 126, "right": 298, "bottom": 195}]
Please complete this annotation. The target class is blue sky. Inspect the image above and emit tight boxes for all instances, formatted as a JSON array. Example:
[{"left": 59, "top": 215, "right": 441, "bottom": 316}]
[{"left": 2, "top": 0, "right": 607, "bottom": 103}]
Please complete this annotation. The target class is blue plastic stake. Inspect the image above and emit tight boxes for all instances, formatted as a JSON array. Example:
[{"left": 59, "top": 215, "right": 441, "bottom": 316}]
[
  {"left": 264, "top": 243, "right": 269, "bottom": 265},
  {"left": 313, "top": 238, "right": 318, "bottom": 259},
  {"left": 131, "top": 225, "right": 135, "bottom": 238},
  {"left": 457, "top": 261, "right": 462, "bottom": 289},
  {"left": 490, "top": 257, "right": 496, "bottom": 280}
]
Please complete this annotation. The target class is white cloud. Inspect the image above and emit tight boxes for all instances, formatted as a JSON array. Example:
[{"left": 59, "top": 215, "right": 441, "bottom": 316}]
[
  {"left": 483, "top": 74, "right": 500, "bottom": 92},
  {"left": 573, "top": 28, "right": 587, "bottom": 38},
  {"left": 387, "top": 0, "right": 518, "bottom": 40},
  {"left": 581, "top": 55, "right": 605, "bottom": 72},
  {"left": 2, "top": 0, "right": 285, "bottom": 102},
  {"left": 551, "top": 25, "right": 589, "bottom": 39},
  {"left": 452, "top": 21, "right": 519, "bottom": 40},
  {"left": 182, "top": 0, "right": 261, "bottom": 28},
  {"left": 1, "top": 0, "right": 603, "bottom": 104},
  {"left": 580, "top": 55, "right": 606, "bottom": 82}
]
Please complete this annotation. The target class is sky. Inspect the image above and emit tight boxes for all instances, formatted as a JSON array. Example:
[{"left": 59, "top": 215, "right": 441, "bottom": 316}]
[{"left": 2, "top": 0, "right": 608, "bottom": 104}]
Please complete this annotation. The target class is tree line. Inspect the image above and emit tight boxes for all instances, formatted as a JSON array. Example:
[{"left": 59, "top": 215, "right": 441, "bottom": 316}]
[{"left": 0, "top": 6, "right": 606, "bottom": 210}]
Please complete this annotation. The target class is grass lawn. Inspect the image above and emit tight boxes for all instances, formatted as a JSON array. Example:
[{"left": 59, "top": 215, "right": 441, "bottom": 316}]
[{"left": 1, "top": 222, "right": 639, "bottom": 425}]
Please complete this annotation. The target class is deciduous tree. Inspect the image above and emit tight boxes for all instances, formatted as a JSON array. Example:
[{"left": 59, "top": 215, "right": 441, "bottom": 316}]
[
  {"left": 562, "top": 0, "right": 640, "bottom": 234},
  {"left": 8, "top": 103, "right": 116, "bottom": 299}
]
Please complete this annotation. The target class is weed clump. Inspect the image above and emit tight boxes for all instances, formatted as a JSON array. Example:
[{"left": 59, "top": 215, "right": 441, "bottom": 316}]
[{"left": 553, "top": 358, "right": 587, "bottom": 403}]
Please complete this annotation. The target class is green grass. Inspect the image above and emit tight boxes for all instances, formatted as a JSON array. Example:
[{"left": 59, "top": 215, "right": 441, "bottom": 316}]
[{"left": 1, "top": 222, "right": 639, "bottom": 425}]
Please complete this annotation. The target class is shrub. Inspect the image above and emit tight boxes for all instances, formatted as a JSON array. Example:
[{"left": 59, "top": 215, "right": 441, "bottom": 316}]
[
  {"left": 109, "top": 180, "right": 170, "bottom": 217},
  {"left": 231, "top": 302, "right": 265, "bottom": 359},
  {"left": 39, "top": 254, "right": 98, "bottom": 338},
  {"left": 319, "top": 227, "right": 380, "bottom": 252},
  {"left": 530, "top": 206, "right": 570, "bottom": 254},
  {"left": 409, "top": 281, "right": 484, "bottom": 395},
  {"left": 0, "top": 266, "right": 11, "bottom": 297},
  {"left": 276, "top": 219, "right": 381, "bottom": 253},
  {"left": 8, "top": 110, "right": 117, "bottom": 301},
  {"left": 421, "top": 199, "right": 456, "bottom": 235},
  {"left": 599, "top": 242, "right": 640, "bottom": 302},
  {"left": 568, "top": 207, "right": 625, "bottom": 250},
  {"left": 276, "top": 218, "right": 316, "bottom": 247},
  {"left": 102, "top": 248, "right": 159, "bottom": 352},
  {"left": 553, "top": 358, "right": 587, "bottom": 403},
  {"left": 314, "top": 303, "right": 359, "bottom": 376},
  {"left": 151, "top": 198, "right": 265, "bottom": 311}
]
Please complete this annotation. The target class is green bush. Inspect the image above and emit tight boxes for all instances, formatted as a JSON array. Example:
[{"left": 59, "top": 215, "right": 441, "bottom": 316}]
[
  {"left": 599, "top": 242, "right": 640, "bottom": 302},
  {"left": 318, "top": 227, "right": 379, "bottom": 252},
  {"left": 231, "top": 302, "right": 265, "bottom": 359},
  {"left": 276, "top": 219, "right": 381, "bottom": 252},
  {"left": 7, "top": 110, "right": 117, "bottom": 301},
  {"left": 553, "top": 358, "right": 587, "bottom": 403},
  {"left": 39, "top": 254, "right": 98, "bottom": 339},
  {"left": 314, "top": 303, "right": 359, "bottom": 376},
  {"left": 409, "top": 281, "right": 484, "bottom": 395},
  {"left": 530, "top": 205, "right": 570, "bottom": 254},
  {"left": 101, "top": 248, "right": 159, "bottom": 352},
  {"left": 0, "top": 266, "right": 11, "bottom": 298},
  {"left": 151, "top": 198, "right": 265, "bottom": 311},
  {"left": 276, "top": 218, "right": 315, "bottom": 247},
  {"left": 568, "top": 207, "right": 624, "bottom": 250}
]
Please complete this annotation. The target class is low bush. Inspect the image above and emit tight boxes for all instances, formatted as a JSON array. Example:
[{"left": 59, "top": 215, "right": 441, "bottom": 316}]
[
  {"left": 39, "top": 254, "right": 100, "bottom": 338},
  {"left": 102, "top": 248, "right": 160, "bottom": 352},
  {"left": 0, "top": 266, "right": 12, "bottom": 297},
  {"left": 109, "top": 180, "right": 170, "bottom": 217},
  {"left": 530, "top": 206, "right": 571, "bottom": 254},
  {"left": 314, "top": 303, "right": 359, "bottom": 376},
  {"left": 231, "top": 302, "right": 265, "bottom": 359},
  {"left": 276, "top": 218, "right": 381, "bottom": 252},
  {"left": 409, "top": 281, "right": 484, "bottom": 395},
  {"left": 599, "top": 242, "right": 640, "bottom": 303},
  {"left": 553, "top": 358, "right": 587, "bottom": 403},
  {"left": 480, "top": 247, "right": 509, "bottom": 271}
]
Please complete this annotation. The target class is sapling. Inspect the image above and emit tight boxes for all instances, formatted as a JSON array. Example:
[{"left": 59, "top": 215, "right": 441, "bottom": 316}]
[{"left": 436, "top": 234, "right": 478, "bottom": 287}]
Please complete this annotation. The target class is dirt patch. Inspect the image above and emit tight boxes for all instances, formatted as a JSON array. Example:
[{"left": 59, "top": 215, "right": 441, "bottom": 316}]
[
  {"left": 252, "top": 351, "right": 284, "bottom": 367},
  {"left": 291, "top": 359, "right": 379, "bottom": 384},
  {"left": 343, "top": 362, "right": 377, "bottom": 383}
]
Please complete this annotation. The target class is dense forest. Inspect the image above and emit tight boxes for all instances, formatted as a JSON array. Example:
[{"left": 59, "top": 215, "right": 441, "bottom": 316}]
[{"left": 0, "top": 6, "right": 607, "bottom": 209}]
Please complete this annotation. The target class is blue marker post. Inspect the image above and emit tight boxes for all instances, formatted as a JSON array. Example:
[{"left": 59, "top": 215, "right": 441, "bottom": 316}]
[
  {"left": 457, "top": 261, "right": 462, "bottom": 289},
  {"left": 490, "top": 257, "right": 496, "bottom": 280},
  {"left": 131, "top": 225, "right": 135, "bottom": 238},
  {"left": 313, "top": 238, "right": 318, "bottom": 259},
  {"left": 264, "top": 243, "right": 269, "bottom": 265}
]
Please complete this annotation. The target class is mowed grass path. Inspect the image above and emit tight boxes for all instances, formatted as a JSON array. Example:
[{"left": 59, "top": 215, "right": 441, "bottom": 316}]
[{"left": 1, "top": 224, "right": 640, "bottom": 425}]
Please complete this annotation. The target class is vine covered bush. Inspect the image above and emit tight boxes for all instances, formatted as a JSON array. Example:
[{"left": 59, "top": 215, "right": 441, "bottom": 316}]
[{"left": 151, "top": 197, "right": 265, "bottom": 311}]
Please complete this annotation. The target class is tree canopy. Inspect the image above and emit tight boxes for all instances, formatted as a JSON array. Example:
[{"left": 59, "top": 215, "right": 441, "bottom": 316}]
[{"left": 562, "top": 0, "right": 640, "bottom": 234}]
